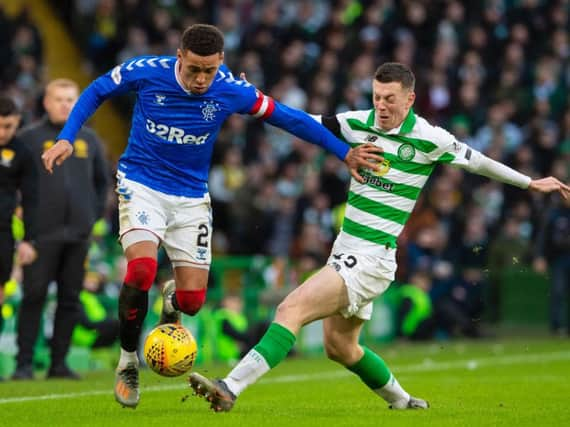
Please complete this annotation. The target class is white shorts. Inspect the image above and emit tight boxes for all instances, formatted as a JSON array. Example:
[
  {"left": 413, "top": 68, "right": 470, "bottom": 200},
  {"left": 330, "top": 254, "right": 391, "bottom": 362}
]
[
  {"left": 326, "top": 239, "right": 397, "bottom": 320},
  {"left": 116, "top": 175, "right": 212, "bottom": 269}
]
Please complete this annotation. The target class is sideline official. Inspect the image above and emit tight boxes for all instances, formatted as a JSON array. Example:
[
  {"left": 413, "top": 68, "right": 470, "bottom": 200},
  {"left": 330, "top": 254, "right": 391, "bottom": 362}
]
[
  {"left": 0, "top": 96, "right": 38, "bottom": 351},
  {"left": 12, "top": 79, "right": 109, "bottom": 380}
]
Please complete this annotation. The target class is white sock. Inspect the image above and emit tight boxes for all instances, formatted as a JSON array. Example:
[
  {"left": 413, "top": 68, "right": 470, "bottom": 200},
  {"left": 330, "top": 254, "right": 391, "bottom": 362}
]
[
  {"left": 374, "top": 374, "right": 410, "bottom": 406},
  {"left": 117, "top": 348, "right": 139, "bottom": 370},
  {"left": 223, "top": 349, "right": 271, "bottom": 396}
]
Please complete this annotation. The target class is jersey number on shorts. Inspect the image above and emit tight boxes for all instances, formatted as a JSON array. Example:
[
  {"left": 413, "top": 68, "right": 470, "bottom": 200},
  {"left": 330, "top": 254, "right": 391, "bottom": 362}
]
[
  {"left": 197, "top": 224, "right": 209, "bottom": 248},
  {"left": 332, "top": 253, "right": 357, "bottom": 268}
]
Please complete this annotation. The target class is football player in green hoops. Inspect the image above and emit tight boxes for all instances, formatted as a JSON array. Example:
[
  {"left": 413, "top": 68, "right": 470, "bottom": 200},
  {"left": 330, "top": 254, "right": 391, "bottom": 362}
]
[{"left": 189, "top": 62, "right": 570, "bottom": 412}]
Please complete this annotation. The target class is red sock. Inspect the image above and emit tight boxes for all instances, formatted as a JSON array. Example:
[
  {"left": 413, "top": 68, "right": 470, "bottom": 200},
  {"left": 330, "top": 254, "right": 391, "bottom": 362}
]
[{"left": 174, "top": 289, "right": 206, "bottom": 315}]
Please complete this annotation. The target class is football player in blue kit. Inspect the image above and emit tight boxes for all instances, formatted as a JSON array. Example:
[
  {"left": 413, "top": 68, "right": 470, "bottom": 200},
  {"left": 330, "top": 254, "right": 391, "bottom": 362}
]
[{"left": 41, "top": 24, "right": 382, "bottom": 408}]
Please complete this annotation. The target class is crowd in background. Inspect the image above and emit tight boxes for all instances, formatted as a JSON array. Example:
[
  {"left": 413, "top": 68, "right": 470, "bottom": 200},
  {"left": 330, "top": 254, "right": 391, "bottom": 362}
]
[{"left": 1, "top": 0, "right": 569, "bottom": 341}]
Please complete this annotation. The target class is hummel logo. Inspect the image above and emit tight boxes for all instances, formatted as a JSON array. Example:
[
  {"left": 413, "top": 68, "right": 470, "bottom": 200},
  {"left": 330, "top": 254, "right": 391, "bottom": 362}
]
[{"left": 154, "top": 94, "right": 166, "bottom": 106}]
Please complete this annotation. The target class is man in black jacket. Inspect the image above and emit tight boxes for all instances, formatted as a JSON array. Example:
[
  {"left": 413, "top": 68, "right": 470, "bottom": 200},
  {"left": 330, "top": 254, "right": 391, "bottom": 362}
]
[
  {"left": 12, "top": 79, "right": 109, "bottom": 380},
  {"left": 0, "top": 96, "right": 38, "bottom": 353}
]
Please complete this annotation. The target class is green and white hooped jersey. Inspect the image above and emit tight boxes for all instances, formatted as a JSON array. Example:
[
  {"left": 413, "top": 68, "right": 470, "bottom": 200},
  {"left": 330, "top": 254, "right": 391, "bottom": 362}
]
[{"left": 332, "top": 108, "right": 475, "bottom": 255}]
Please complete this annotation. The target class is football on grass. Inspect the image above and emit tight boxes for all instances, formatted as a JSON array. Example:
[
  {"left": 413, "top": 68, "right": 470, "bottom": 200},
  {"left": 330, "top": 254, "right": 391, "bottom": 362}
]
[{"left": 143, "top": 323, "right": 198, "bottom": 377}]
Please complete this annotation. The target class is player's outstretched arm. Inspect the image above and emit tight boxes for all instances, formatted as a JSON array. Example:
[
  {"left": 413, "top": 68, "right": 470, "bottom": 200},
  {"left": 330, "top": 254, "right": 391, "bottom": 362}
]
[
  {"left": 263, "top": 101, "right": 383, "bottom": 181},
  {"left": 42, "top": 140, "right": 73, "bottom": 174},
  {"left": 528, "top": 177, "right": 570, "bottom": 199}
]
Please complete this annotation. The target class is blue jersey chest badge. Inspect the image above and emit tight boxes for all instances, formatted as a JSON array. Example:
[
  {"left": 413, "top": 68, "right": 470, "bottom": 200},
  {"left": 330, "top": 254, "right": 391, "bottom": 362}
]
[{"left": 201, "top": 100, "right": 220, "bottom": 121}]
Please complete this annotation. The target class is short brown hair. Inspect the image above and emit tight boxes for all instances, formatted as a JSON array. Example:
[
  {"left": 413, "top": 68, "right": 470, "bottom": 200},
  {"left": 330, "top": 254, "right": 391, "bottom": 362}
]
[
  {"left": 181, "top": 24, "right": 224, "bottom": 56},
  {"left": 374, "top": 62, "right": 415, "bottom": 91},
  {"left": 0, "top": 96, "right": 19, "bottom": 116}
]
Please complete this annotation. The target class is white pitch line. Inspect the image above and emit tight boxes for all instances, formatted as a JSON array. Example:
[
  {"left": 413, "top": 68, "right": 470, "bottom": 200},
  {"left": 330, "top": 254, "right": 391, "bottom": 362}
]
[{"left": 1, "top": 350, "right": 569, "bottom": 405}]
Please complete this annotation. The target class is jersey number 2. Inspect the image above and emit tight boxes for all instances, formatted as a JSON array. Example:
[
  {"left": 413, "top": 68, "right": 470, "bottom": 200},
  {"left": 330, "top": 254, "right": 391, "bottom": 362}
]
[{"left": 197, "top": 224, "right": 209, "bottom": 248}]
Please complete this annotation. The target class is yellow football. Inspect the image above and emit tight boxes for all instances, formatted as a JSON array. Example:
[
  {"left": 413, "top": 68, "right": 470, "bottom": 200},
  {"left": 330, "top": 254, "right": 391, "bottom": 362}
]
[{"left": 143, "top": 323, "right": 198, "bottom": 377}]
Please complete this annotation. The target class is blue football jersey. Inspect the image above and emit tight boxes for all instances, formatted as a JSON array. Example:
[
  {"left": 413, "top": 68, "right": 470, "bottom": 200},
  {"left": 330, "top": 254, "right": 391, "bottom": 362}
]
[{"left": 59, "top": 55, "right": 349, "bottom": 197}]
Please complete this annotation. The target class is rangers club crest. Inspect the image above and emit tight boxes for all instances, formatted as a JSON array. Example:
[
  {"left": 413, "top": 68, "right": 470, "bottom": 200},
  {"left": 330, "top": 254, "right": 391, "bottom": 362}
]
[{"left": 201, "top": 100, "right": 220, "bottom": 121}]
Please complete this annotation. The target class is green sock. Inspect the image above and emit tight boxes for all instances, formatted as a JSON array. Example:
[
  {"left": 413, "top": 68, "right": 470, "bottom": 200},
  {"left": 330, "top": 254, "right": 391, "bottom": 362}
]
[
  {"left": 347, "top": 346, "right": 392, "bottom": 389},
  {"left": 253, "top": 322, "right": 296, "bottom": 368}
]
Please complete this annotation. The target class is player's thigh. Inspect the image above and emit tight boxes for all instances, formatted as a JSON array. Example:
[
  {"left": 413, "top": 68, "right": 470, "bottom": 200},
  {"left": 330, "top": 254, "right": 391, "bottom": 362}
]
[
  {"left": 327, "top": 247, "right": 396, "bottom": 320},
  {"left": 275, "top": 265, "right": 349, "bottom": 329},
  {"left": 116, "top": 177, "right": 168, "bottom": 244},
  {"left": 162, "top": 195, "right": 212, "bottom": 269},
  {"left": 123, "top": 238, "right": 159, "bottom": 261},
  {"left": 173, "top": 265, "right": 209, "bottom": 291}
]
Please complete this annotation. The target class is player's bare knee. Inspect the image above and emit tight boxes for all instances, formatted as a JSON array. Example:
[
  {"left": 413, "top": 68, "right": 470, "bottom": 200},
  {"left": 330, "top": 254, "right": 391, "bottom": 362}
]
[
  {"left": 175, "top": 288, "right": 206, "bottom": 315},
  {"left": 324, "top": 339, "right": 347, "bottom": 364},
  {"left": 274, "top": 298, "right": 303, "bottom": 325},
  {"left": 324, "top": 333, "right": 356, "bottom": 365},
  {"left": 124, "top": 257, "right": 157, "bottom": 291}
]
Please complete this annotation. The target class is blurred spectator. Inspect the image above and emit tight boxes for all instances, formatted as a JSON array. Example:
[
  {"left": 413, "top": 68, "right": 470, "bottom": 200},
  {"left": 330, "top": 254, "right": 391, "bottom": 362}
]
[
  {"left": 71, "top": 272, "right": 119, "bottom": 350},
  {"left": 0, "top": 96, "right": 38, "bottom": 356},
  {"left": 534, "top": 169, "right": 570, "bottom": 335},
  {"left": 213, "top": 293, "right": 269, "bottom": 363},
  {"left": 487, "top": 215, "right": 532, "bottom": 324},
  {"left": 473, "top": 103, "right": 523, "bottom": 156},
  {"left": 396, "top": 271, "right": 435, "bottom": 341},
  {"left": 12, "top": 79, "right": 109, "bottom": 380},
  {"left": 210, "top": 145, "right": 247, "bottom": 240}
]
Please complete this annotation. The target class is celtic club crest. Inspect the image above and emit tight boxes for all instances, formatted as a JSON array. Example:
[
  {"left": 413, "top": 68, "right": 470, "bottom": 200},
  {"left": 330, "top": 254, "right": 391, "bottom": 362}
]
[{"left": 398, "top": 143, "right": 416, "bottom": 161}]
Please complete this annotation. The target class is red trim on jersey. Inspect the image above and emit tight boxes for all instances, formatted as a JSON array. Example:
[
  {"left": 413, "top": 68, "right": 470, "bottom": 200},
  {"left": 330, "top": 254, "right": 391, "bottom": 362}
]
[
  {"left": 248, "top": 90, "right": 275, "bottom": 120},
  {"left": 260, "top": 97, "right": 275, "bottom": 120},
  {"left": 249, "top": 92, "right": 264, "bottom": 115}
]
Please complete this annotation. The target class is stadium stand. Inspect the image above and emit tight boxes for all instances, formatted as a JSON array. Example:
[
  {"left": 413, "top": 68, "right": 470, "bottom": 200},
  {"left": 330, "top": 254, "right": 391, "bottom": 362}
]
[{"left": 0, "top": 1, "right": 568, "bottom": 376}]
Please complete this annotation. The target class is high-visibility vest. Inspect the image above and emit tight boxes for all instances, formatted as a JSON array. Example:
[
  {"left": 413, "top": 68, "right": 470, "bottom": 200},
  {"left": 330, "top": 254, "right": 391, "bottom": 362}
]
[
  {"left": 399, "top": 285, "right": 432, "bottom": 336},
  {"left": 72, "top": 291, "right": 107, "bottom": 347},
  {"left": 213, "top": 308, "right": 248, "bottom": 363}
]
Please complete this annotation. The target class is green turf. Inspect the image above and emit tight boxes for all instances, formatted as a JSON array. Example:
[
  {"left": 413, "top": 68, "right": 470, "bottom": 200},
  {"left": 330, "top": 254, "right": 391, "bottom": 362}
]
[{"left": 2, "top": 337, "right": 570, "bottom": 427}]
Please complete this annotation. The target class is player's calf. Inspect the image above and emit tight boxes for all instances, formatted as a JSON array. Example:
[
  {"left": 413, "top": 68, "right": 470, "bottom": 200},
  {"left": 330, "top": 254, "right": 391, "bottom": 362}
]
[
  {"left": 174, "top": 288, "right": 206, "bottom": 316},
  {"left": 124, "top": 257, "right": 157, "bottom": 291}
]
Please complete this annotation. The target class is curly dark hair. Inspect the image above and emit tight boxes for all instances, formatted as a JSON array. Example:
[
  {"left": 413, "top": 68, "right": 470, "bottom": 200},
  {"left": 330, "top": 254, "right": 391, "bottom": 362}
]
[
  {"left": 0, "top": 96, "right": 19, "bottom": 117},
  {"left": 374, "top": 62, "right": 416, "bottom": 91},
  {"left": 181, "top": 24, "right": 224, "bottom": 56}
]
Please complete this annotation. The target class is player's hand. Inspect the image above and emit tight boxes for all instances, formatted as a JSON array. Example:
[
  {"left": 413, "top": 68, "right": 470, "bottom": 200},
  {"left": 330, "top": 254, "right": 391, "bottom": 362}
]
[
  {"left": 17, "top": 241, "right": 37, "bottom": 266},
  {"left": 42, "top": 139, "right": 73, "bottom": 174},
  {"left": 528, "top": 177, "right": 570, "bottom": 200},
  {"left": 344, "top": 143, "right": 384, "bottom": 183}
]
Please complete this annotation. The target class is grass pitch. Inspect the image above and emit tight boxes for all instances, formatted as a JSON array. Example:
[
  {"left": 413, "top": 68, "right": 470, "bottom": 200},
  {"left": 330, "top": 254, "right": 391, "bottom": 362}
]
[{"left": 1, "top": 337, "right": 569, "bottom": 427}]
